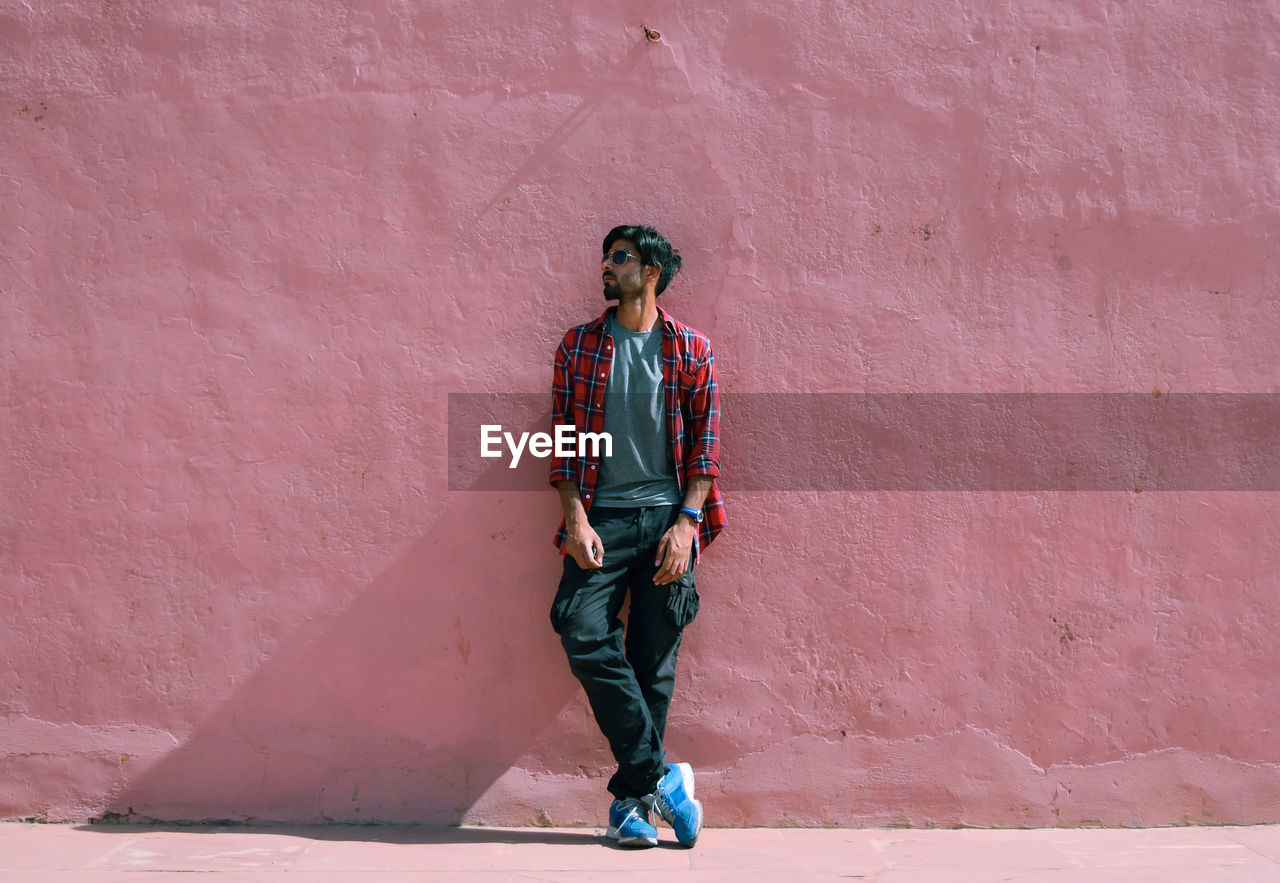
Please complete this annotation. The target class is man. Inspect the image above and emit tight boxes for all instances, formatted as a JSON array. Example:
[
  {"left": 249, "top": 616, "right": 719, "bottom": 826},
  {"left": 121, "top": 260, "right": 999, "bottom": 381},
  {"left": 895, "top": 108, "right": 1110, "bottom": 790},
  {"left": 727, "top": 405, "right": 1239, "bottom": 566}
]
[{"left": 548, "top": 224, "right": 726, "bottom": 848}]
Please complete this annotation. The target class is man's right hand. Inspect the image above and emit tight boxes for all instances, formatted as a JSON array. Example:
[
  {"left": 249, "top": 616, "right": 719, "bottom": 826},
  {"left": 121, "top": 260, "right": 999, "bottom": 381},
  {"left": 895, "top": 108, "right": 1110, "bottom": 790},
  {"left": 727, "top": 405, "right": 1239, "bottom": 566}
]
[
  {"left": 555, "top": 480, "right": 604, "bottom": 569},
  {"left": 565, "top": 524, "right": 605, "bottom": 569}
]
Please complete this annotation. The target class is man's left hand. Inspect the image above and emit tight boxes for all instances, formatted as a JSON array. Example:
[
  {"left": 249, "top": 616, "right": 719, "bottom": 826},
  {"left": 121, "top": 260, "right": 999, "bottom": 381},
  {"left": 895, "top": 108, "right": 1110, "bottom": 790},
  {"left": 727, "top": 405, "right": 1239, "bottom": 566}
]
[{"left": 653, "top": 516, "right": 696, "bottom": 585}]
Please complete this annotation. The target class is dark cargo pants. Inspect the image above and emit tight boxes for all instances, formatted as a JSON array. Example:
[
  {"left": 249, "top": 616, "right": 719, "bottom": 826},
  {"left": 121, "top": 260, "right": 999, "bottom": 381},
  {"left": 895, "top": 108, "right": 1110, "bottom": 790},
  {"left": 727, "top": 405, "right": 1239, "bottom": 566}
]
[{"left": 550, "top": 504, "right": 700, "bottom": 800}]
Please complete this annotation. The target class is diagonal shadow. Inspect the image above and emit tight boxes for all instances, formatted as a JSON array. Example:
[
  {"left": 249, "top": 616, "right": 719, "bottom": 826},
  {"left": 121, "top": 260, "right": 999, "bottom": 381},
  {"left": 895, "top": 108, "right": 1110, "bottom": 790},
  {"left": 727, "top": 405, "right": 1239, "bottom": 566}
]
[
  {"left": 86, "top": 35, "right": 706, "bottom": 824},
  {"left": 98, "top": 487, "right": 581, "bottom": 825},
  {"left": 462, "top": 37, "right": 653, "bottom": 239}
]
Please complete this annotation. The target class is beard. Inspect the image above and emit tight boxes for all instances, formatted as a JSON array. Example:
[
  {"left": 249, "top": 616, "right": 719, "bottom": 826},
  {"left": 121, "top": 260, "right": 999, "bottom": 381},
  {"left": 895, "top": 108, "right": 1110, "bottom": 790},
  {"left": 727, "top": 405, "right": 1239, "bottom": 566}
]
[{"left": 602, "top": 277, "right": 622, "bottom": 300}]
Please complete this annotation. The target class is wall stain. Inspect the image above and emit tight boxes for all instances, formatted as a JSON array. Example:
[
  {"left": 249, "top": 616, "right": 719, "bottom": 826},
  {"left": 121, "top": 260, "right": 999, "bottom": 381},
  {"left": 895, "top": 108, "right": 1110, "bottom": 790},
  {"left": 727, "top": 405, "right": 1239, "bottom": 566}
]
[
  {"left": 1051, "top": 616, "right": 1077, "bottom": 648},
  {"left": 16, "top": 102, "right": 48, "bottom": 122},
  {"left": 455, "top": 617, "right": 472, "bottom": 665}
]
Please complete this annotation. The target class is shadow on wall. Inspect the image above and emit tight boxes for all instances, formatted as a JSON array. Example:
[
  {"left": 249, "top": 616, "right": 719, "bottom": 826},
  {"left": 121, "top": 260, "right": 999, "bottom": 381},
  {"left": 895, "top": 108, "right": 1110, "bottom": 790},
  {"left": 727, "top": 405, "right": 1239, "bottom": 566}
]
[
  {"left": 104, "top": 483, "right": 578, "bottom": 825},
  {"left": 100, "top": 35, "right": 681, "bottom": 826}
]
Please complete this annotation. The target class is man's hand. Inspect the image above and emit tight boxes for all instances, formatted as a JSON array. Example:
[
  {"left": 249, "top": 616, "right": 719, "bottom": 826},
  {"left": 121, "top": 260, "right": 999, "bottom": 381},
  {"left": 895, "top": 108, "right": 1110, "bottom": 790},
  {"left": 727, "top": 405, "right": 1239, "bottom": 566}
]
[
  {"left": 653, "top": 516, "right": 696, "bottom": 585},
  {"left": 556, "top": 480, "right": 604, "bottom": 569},
  {"left": 565, "top": 522, "right": 605, "bottom": 570}
]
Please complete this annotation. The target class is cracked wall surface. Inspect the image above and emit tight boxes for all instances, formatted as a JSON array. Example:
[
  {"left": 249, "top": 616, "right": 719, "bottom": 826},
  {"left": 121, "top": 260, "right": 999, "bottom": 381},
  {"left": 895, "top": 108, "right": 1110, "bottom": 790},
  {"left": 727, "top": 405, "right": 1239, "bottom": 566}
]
[{"left": 3, "top": 1, "right": 1279, "bottom": 825}]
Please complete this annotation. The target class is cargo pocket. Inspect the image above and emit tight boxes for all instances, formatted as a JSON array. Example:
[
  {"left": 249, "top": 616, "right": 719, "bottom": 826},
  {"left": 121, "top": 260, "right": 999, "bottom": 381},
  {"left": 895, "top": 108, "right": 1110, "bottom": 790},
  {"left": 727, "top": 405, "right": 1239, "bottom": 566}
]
[
  {"left": 549, "top": 559, "right": 585, "bottom": 635},
  {"left": 664, "top": 568, "right": 700, "bottom": 629},
  {"left": 549, "top": 588, "right": 580, "bottom": 635}
]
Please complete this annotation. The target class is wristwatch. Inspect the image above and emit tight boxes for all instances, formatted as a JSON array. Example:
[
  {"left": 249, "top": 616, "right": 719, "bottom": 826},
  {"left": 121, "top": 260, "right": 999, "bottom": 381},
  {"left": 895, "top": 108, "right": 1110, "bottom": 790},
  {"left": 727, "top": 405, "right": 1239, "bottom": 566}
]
[{"left": 679, "top": 506, "right": 704, "bottom": 524}]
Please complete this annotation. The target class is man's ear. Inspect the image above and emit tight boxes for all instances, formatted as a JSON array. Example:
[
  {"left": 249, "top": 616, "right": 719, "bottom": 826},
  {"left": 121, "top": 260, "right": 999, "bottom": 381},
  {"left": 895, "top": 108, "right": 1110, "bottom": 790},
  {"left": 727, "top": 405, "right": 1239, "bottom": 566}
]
[{"left": 646, "top": 262, "right": 662, "bottom": 283}]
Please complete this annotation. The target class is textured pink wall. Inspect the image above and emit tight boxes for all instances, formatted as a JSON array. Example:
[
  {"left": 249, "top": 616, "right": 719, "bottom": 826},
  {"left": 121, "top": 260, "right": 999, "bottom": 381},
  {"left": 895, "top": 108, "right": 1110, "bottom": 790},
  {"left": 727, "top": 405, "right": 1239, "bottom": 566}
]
[{"left": 4, "top": 0, "right": 1279, "bottom": 826}]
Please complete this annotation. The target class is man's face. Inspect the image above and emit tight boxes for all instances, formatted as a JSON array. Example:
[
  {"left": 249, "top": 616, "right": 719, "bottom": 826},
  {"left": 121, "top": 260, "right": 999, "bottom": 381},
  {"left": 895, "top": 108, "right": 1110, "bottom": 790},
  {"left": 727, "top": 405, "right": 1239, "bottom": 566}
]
[{"left": 601, "top": 238, "right": 647, "bottom": 301}]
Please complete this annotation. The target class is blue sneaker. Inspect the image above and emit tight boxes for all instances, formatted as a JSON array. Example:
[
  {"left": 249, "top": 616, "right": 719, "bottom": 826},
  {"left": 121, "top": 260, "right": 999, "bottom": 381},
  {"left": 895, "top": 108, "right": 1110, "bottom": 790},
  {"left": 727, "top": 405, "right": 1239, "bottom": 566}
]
[
  {"left": 650, "top": 762, "right": 703, "bottom": 847},
  {"left": 606, "top": 797, "right": 658, "bottom": 848}
]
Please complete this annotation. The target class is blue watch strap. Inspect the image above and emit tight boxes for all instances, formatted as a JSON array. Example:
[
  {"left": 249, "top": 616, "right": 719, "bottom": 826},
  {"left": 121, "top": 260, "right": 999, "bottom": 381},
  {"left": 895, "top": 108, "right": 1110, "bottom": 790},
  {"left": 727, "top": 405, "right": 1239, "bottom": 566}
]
[{"left": 679, "top": 506, "right": 704, "bottom": 524}]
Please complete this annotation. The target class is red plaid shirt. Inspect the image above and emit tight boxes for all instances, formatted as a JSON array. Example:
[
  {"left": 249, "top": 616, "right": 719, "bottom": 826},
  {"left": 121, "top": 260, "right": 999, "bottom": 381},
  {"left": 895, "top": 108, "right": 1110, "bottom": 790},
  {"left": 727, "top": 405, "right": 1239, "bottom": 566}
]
[{"left": 551, "top": 305, "right": 726, "bottom": 556}]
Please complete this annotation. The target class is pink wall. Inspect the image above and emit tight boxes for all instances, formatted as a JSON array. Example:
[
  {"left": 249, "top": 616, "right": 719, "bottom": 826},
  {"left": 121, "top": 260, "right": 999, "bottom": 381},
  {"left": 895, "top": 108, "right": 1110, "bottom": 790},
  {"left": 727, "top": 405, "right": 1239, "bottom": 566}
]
[{"left": 4, "top": 0, "right": 1279, "bottom": 826}]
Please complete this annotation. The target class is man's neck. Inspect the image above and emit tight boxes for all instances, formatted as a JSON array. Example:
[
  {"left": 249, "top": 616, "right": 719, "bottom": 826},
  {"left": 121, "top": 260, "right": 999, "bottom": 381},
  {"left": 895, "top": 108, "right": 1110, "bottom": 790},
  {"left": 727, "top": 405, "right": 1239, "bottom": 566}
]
[{"left": 612, "top": 295, "right": 660, "bottom": 333}]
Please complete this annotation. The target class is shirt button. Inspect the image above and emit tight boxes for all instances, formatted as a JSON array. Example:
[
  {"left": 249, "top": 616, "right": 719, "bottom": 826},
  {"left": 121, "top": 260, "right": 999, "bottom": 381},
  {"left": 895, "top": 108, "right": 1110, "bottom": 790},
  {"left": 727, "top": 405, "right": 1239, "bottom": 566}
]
[
  {"left": 585, "top": 493, "right": 591, "bottom": 499},
  {"left": 590, "top": 464, "right": 596, "bottom": 470},
  {"left": 599, "top": 372, "right": 605, "bottom": 378}
]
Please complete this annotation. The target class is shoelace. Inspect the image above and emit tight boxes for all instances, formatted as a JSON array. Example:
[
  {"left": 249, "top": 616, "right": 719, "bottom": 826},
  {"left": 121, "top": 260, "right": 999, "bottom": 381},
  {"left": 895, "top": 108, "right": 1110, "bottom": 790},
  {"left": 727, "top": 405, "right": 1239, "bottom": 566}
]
[
  {"left": 620, "top": 798, "right": 648, "bottom": 824},
  {"left": 650, "top": 790, "right": 675, "bottom": 822}
]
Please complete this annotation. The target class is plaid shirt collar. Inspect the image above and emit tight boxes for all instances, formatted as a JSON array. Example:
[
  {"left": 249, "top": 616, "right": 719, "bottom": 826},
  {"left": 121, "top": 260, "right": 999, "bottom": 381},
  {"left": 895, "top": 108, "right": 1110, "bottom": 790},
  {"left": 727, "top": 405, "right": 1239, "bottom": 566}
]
[{"left": 584, "top": 304, "right": 679, "bottom": 336}]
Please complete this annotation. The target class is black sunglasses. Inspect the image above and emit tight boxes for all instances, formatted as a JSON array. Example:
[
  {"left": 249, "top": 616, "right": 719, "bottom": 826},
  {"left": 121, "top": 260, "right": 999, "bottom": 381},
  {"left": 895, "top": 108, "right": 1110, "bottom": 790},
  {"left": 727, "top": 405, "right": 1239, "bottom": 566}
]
[{"left": 603, "top": 249, "right": 641, "bottom": 266}]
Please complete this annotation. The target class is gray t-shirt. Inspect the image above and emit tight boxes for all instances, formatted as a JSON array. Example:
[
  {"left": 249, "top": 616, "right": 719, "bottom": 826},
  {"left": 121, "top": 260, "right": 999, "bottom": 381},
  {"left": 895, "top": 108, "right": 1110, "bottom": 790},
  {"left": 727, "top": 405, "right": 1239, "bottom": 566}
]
[{"left": 592, "top": 314, "right": 682, "bottom": 507}]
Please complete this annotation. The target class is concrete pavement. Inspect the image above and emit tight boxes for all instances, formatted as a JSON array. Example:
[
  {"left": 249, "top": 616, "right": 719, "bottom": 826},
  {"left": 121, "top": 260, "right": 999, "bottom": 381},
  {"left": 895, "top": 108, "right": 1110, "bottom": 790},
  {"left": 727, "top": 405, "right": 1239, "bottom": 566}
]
[{"left": 2, "top": 821, "right": 1279, "bottom": 881}]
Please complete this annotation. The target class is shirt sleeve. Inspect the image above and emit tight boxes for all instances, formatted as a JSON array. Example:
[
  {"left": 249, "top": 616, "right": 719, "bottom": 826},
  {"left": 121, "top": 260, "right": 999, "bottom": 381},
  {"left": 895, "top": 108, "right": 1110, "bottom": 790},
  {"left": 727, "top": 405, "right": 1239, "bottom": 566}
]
[
  {"left": 683, "top": 342, "right": 721, "bottom": 479},
  {"left": 549, "top": 335, "right": 578, "bottom": 487}
]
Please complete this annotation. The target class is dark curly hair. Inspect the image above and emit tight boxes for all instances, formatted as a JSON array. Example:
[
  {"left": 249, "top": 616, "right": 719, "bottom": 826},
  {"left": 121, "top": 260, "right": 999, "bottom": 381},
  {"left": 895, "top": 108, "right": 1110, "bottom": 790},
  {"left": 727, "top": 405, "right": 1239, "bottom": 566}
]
[{"left": 603, "top": 224, "right": 683, "bottom": 295}]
